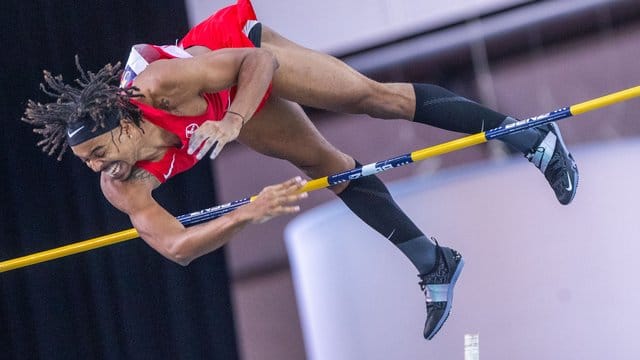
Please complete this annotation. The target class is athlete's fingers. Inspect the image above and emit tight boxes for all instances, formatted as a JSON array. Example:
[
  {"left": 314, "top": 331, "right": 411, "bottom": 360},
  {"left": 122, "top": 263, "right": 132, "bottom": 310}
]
[
  {"left": 256, "top": 205, "right": 300, "bottom": 224},
  {"left": 265, "top": 177, "right": 300, "bottom": 191},
  {"left": 268, "top": 178, "right": 305, "bottom": 197},
  {"left": 249, "top": 178, "right": 307, "bottom": 224},
  {"left": 188, "top": 123, "right": 220, "bottom": 155},
  {"left": 209, "top": 140, "right": 226, "bottom": 160},
  {"left": 262, "top": 205, "right": 301, "bottom": 223},
  {"left": 272, "top": 191, "right": 307, "bottom": 210},
  {"left": 196, "top": 139, "right": 218, "bottom": 160},
  {"left": 187, "top": 132, "right": 204, "bottom": 155},
  {"left": 188, "top": 135, "right": 207, "bottom": 155},
  {"left": 278, "top": 205, "right": 301, "bottom": 214},
  {"left": 282, "top": 177, "right": 307, "bottom": 193},
  {"left": 284, "top": 192, "right": 308, "bottom": 203},
  {"left": 282, "top": 176, "right": 305, "bottom": 189},
  {"left": 257, "top": 178, "right": 306, "bottom": 203}
]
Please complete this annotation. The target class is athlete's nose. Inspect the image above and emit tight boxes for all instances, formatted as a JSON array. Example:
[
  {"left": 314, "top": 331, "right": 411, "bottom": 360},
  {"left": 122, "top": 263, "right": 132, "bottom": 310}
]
[{"left": 86, "top": 159, "right": 103, "bottom": 173}]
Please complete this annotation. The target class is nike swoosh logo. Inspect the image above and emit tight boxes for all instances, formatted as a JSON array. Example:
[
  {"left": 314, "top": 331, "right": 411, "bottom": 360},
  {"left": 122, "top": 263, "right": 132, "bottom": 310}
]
[
  {"left": 163, "top": 154, "right": 177, "bottom": 180},
  {"left": 565, "top": 173, "right": 573, "bottom": 191},
  {"left": 67, "top": 125, "right": 85, "bottom": 138}
]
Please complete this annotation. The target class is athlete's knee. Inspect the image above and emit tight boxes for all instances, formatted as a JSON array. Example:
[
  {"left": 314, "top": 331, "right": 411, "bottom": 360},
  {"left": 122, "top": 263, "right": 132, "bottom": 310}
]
[
  {"left": 297, "top": 158, "right": 352, "bottom": 179},
  {"left": 260, "top": 24, "right": 291, "bottom": 48},
  {"left": 295, "top": 153, "right": 354, "bottom": 191}
]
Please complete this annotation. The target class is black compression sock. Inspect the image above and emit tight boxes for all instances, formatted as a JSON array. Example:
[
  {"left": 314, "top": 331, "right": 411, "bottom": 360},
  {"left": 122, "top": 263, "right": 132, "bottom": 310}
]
[
  {"left": 337, "top": 162, "right": 437, "bottom": 274},
  {"left": 412, "top": 83, "right": 543, "bottom": 154}
]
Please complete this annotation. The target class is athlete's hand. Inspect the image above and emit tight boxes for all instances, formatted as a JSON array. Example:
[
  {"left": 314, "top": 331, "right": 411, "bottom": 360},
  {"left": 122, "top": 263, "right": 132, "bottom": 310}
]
[
  {"left": 187, "top": 113, "right": 244, "bottom": 160},
  {"left": 245, "top": 177, "right": 308, "bottom": 224}
]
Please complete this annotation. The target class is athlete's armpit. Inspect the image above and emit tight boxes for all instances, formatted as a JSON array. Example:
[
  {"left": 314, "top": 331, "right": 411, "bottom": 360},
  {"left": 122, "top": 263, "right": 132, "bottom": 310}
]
[{"left": 158, "top": 98, "right": 171, "bottom": 110}]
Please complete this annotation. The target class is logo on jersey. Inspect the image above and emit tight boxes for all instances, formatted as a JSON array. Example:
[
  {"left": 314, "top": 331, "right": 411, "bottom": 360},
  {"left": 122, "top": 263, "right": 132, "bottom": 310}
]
[
  {"left": 185, "top": 123, "right": 199, "bottom": 138},
  {"left": 120, "top": 68, "right": 136, "bottom": 88}
]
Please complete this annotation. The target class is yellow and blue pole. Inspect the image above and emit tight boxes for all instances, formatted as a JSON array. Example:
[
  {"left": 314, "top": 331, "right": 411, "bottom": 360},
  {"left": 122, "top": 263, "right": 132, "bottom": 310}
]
[{"left": 1, "top": 85, "right": 639, "bottom": 273}]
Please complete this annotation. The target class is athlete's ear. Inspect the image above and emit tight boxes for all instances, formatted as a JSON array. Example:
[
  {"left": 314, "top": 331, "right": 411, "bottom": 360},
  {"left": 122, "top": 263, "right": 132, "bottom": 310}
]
[
  {"left": 119, "top": 118, "right": 134, "bottom": 138},
  {"left": 119, "top": 118, "right": 134, "bottom": 126}
]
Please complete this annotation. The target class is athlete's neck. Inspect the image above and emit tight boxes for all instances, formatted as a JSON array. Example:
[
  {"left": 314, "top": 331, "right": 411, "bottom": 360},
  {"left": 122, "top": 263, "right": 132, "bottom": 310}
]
[{"left": 135, "top": 120, "right": 182, "bottom": 162}]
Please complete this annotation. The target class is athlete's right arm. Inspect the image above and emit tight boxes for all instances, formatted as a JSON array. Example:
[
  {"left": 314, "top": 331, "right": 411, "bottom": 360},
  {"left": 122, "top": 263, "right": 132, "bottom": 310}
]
[{"left": 100, "top": 172, "right": 307, "bottom": 266}]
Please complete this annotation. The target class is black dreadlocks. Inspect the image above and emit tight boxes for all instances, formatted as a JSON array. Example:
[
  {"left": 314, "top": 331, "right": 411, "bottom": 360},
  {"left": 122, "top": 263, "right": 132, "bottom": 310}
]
[{"left": 21, "top": 56, "right": 143, "bottom": 160}]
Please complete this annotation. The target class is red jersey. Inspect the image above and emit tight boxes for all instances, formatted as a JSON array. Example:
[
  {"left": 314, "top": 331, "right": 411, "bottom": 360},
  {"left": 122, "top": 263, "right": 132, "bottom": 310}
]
[
  {"left": 131, "top": 94, "right": 228, "bottom": 183},
  {"left": 121, "top": 44, "right": 230, "bottom": 183},
  {"left": 119, "top": 0, "right": 271, "bottom": 183}
]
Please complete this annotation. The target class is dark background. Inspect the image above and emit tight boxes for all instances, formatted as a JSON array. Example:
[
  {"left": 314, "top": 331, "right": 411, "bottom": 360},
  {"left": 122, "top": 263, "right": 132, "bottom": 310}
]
[{"left": 0, "top": 1, "right": 238, "bottom": 359}]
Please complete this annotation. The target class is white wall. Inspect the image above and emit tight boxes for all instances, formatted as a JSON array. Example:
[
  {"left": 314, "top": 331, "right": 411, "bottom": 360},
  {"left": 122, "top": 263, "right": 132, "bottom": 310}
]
[{"left": 184, "top": 0, "right": 528, "bottom": 54}]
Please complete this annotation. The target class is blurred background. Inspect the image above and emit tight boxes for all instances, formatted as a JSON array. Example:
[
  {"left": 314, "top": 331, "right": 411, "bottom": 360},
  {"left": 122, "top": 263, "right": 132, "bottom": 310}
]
[{"left": 2, "top": 0, "right": 640, "bottom": 359}]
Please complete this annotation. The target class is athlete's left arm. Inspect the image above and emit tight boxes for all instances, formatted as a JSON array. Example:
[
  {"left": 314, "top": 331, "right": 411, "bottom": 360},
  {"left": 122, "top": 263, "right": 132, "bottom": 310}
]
[{"left": 135, "top": 48, "right": 279, "bottom": 159}]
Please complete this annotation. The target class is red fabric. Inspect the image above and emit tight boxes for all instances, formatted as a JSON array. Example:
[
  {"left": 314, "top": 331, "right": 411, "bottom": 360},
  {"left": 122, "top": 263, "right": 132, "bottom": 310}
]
[
  {"left": 179, "top": 0, "right": 258, "bottom": 50},
  {"left": 129, "top": 0, "right": 273, "bottom": 183},
  {"left": 179, "top": 0, "right": 271, "bottom": 112},
  {"left": 132, "top": 92, "right": 229, "bottom": 183}
]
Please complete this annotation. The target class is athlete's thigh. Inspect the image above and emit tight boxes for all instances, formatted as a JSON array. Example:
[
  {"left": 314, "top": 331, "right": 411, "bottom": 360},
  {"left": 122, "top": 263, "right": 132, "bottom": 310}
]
[
  {"left": 261, "top": 25, "right": 379, "bottom": 113},
  {"left": 238, "top": 96, "right": 353, "bottom": 179}
]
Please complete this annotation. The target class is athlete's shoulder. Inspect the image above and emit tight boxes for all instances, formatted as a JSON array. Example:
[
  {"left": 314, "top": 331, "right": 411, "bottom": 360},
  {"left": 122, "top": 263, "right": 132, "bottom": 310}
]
[
  {"left": 121, "top": 44, "right": 192, "bottom": 87},
  {"left": 123, "top": 45, "right": 188, "bottom": 100},
  {"left": 100, "top": 167, "right": 160, "bottom": 214},
  {"left": 130, "top": 64, "right": 183, "bottom": 111}
]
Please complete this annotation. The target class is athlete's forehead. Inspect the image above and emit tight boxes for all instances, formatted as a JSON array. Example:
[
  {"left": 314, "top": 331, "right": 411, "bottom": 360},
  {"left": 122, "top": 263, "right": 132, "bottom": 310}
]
[{"left": 70, "top": 132, "right": 112, "bottom": 160}]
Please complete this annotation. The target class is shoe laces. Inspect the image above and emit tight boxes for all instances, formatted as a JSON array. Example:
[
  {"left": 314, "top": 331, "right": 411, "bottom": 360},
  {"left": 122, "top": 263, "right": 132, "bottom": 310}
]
[
  {"left": 527, "top": 140, "right": 572, "bottom": 190},
  {"left": 526, "top": 146, "right": 547, "bottom": 169}
]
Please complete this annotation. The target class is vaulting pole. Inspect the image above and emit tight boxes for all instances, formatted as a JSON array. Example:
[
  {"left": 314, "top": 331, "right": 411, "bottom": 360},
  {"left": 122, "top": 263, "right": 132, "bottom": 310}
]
[{"left": 2, "top": 85, "right": 639, "bottom": 273}]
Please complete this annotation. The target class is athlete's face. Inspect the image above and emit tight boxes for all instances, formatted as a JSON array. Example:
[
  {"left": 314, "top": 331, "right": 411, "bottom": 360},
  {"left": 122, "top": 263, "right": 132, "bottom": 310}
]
[{"left": 71, "top": 122, "right": 139, "bottom": 181}]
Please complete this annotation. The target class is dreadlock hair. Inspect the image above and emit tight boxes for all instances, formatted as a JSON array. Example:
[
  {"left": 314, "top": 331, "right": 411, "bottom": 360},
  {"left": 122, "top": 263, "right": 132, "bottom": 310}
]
[{"left": 22, "top": 55, "right": 143, "bottom": 160}]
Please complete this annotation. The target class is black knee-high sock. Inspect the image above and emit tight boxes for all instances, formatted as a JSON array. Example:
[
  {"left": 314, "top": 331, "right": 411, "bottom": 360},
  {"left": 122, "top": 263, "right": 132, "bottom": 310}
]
[
  {"left": 412, "top": 83, "right": 543, "bottom": 153},
  {"left": 337, "top": 162, "right": 437, "bottom": 274}
]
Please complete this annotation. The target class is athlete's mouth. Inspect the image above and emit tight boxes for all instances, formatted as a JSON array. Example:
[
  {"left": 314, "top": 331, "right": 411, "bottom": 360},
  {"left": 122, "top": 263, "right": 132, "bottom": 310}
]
[{"left": 104, "top": 161, "right": 124, "bottom": 179}]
